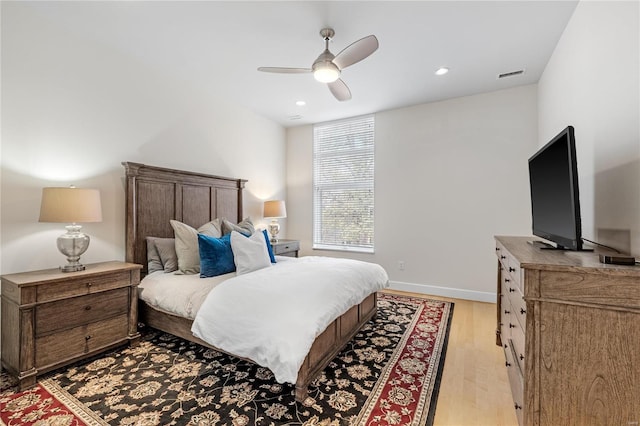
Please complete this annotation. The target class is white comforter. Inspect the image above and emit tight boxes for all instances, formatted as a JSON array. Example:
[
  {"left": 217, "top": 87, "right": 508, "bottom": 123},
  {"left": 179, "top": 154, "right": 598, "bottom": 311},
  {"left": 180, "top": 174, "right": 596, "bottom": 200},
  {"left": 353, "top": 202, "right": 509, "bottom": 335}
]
[
  {"left": 191, "top": 256, "right": 389, "bottom": 384},
  {"left": 138, "top": 270, "right": 233, "bottom": 320}
]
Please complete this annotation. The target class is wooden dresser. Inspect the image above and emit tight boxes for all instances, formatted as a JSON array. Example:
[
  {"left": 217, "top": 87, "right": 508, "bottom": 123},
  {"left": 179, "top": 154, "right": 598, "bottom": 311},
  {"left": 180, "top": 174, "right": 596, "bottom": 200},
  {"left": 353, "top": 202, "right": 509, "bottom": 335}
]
[
  {"left": 495, "top": 236, "right": 640, "bottom": 425},
  {"left": 1, "top": 261, "right": 142, "bottom": 390}
]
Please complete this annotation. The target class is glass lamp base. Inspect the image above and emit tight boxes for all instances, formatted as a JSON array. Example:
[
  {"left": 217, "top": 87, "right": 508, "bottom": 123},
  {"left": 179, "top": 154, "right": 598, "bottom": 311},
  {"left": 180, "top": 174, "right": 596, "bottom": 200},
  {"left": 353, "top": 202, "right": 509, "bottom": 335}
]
[
  {"left": 268, "top": 219, "right": 280, "bottom": 243},
  {"left": 57, "top": 224, "right": 90, "bottom": 273},
  {"left": 60, "top": 263, "right": 86, "bottom": 272}
]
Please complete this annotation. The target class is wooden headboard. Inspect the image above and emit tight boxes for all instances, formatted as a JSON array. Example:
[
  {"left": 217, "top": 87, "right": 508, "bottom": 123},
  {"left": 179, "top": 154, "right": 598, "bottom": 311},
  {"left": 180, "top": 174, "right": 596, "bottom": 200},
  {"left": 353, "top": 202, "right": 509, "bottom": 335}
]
[{"left": 122, "top": 162, "right": 247, "bottom": 274}]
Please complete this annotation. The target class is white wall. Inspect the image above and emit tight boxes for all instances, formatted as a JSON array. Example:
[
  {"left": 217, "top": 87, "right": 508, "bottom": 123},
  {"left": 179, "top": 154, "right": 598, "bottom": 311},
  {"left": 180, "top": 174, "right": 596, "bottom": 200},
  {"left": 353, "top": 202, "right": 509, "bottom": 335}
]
[
  {"left": 0, "top": 5, "right": 286, "bottom": 275},
  {"left": 287, "top": 85, "right": 538, "bottom": 301},
  {"left": 538, "top": 0, "right": 640, "bottom": 256}
]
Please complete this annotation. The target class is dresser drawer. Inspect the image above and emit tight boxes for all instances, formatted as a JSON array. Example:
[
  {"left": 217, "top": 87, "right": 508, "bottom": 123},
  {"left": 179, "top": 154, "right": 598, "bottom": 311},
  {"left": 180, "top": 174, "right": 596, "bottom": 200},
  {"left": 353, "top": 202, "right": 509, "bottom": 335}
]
[
  {"left": 496, "top": 242, "right": 509, "bottom": 270},
  {"left": 37, "top": 271, "right": 132, "bottom": 303},
  {"left": 510, "top": 320, "right": 525, "bottom": 374},
  {"left": 36, "top": 288, "right": 129, "bottom": 336},
  {"left": 505, "top": 344, "right": 524, "bottom": 426},
  {"left": 500, "top": 298, "right": 512, "bottom": 347},
  {"left": 35, "top": 314, "right": 129, "bottom": 369},
  {"left": 273, "top": 240, "right": 300, "bottom": 255},
  {"left": 507, "top": 286, "right": 527, "bottom": 333}
]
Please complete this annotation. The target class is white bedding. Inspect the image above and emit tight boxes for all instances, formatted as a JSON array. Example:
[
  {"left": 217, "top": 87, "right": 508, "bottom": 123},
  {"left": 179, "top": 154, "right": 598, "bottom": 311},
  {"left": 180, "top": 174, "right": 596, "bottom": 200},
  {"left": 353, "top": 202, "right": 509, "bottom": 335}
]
[
  {"left": 138, "top": 256, "right": 295, "bottom": 319},
  {"left": 191, "top": 256, "right": 389, "bottom": 384},
  {"left": 138, "top": 270, "right": 232, "bottom": 320}
]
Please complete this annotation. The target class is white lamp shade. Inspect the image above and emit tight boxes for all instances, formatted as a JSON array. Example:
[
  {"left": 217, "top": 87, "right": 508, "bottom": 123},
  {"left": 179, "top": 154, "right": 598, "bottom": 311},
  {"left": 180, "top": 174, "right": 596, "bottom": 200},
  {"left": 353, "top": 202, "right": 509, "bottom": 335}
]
[
  {"left": 39, "top": 187, "right": 103, "bottom": 223},
  {"left": 263, "top": 200, "right": 287, "bottom": 218}
]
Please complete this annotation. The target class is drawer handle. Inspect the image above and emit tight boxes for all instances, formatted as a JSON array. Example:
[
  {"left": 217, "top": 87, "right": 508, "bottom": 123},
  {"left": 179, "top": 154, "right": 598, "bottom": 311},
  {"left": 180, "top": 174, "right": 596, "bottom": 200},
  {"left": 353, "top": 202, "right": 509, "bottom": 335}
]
[
  {"left": 520, "top": 354, "right": 524, "bottom": 361},
  {"left": 504, "top": 344, "right": 508, "bottom": 349},
  {"left": 504, "top": 309, "right": 510, "bottom": 314},
  {"left": 509, "top": 323, "right": 516, "bottom": 329},
  {"left": 520, "top": 308, "right": 526, "bottom": 315},
  {"left": 496, "top": 247, "right": 500, "bottom": 251},
  {"left": 515, "top": 403, "right": 522, "bottom": 410},
  {"left": 505, "top": 361, "right": 511, "bottom": 367},
  {"left": 505, "top": 278, "right": 511, "bottom": 283},
  {"left": 500, "top": 255, "right": 506, "bottom": 260},
  {"left": 85, "top": 305, "right": 92, "bottom": 311},
  {"left": 509, "top": 287, "right": 515, "bottom": 293},
  {"left": 85, "top": 335, "right": 92, "bottom": 341},
  {"left": 509, "top": 267, "right": 516, "bottom": 272}
]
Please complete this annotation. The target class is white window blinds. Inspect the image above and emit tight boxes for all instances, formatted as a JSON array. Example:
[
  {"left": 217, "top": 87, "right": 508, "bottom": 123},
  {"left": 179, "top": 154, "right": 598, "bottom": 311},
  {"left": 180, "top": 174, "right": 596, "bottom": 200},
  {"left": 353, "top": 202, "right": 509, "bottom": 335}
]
[{"left": 313, "top": 115, "right": 374, "bottom": 253}]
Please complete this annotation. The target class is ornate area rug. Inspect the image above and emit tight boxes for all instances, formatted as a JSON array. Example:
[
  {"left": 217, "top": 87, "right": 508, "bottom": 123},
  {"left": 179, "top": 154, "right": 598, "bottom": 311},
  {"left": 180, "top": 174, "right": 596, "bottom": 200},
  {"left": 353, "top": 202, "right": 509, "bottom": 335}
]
[{"left": 1, "top": 293, "right": 453, "bottom": 426}]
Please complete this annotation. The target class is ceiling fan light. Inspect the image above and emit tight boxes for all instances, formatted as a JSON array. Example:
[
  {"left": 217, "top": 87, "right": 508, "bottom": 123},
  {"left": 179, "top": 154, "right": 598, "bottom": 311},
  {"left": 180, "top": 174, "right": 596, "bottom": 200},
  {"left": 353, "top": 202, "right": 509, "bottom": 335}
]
[{"left": 313, "top": 63, "right": 340, "bottom": 83}]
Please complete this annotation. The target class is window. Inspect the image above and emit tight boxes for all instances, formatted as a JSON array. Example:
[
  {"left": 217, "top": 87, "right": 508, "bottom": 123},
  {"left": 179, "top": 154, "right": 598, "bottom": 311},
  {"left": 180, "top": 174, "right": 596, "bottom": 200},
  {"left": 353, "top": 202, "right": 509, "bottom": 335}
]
[{"left": 313, "top": 115, "right": 374, "bottom": 253}]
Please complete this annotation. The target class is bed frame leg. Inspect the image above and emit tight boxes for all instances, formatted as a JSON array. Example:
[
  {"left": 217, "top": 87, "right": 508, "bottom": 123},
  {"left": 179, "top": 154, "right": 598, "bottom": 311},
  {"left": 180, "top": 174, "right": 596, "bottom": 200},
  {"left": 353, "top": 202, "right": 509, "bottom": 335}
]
[{"left": 295, "top": 384, "right": 307, "bottom": 403}]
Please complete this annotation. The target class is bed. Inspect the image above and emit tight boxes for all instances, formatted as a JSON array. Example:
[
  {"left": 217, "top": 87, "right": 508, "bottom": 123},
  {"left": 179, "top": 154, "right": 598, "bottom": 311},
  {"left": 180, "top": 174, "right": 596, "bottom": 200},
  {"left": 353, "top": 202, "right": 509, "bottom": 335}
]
[{"left": 123, "top": 162, "right": 387, "bottom": 402}]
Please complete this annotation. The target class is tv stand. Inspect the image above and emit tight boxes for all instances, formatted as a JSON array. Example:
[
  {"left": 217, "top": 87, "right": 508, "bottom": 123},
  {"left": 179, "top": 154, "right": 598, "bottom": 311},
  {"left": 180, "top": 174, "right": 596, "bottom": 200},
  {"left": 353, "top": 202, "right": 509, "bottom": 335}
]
[
  {"left": 495, "top": 236, "right": 639, "bottom": 425},
  {"left": 527, "top": 240, "right": 593, "bottom": 251},
  {"left": 527, "top": 240, "right": 558, "bottom": 250}
]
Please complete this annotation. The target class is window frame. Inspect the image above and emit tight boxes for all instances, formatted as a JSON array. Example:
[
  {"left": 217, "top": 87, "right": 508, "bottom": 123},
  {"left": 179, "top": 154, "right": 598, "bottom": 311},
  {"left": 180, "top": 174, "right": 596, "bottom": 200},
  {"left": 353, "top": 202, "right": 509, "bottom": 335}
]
[{"left": 312, "top": 114, "right": 375, "bottom": 254}]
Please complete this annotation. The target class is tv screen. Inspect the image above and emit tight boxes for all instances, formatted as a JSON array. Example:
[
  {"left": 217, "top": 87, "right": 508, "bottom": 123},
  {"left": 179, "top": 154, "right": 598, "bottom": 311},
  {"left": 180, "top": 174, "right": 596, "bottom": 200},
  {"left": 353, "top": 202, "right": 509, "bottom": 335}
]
[{"left": 528, "top": 125, "right": 583, "bottom": 250}]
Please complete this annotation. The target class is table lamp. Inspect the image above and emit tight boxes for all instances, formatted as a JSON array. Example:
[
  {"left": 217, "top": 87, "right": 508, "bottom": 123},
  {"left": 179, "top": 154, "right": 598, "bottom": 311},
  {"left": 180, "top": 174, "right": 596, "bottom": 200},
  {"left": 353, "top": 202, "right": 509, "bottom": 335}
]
[
  {"left": 263, "top": 200, "right": 287, "bottom": 243},
  {"left": 39, "top": 186, "right": 103, "bottom": 272}
]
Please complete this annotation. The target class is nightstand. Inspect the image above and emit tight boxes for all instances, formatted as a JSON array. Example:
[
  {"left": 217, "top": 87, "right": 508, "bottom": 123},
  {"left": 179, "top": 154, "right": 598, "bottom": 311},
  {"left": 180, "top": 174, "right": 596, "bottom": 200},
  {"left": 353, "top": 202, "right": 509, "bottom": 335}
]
[
  {"left": 1, "top": 261, "right": 142, "bottom": 390},
  {"left": 271, "top": 239, "right": 300, "bottom": 257}
]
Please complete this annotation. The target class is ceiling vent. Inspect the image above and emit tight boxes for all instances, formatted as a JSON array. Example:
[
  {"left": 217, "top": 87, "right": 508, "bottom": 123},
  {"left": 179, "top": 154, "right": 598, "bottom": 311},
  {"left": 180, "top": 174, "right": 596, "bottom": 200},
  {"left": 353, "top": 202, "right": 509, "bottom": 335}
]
[{"left": 498, "top": 69, "right": 525, "bottom": 79}]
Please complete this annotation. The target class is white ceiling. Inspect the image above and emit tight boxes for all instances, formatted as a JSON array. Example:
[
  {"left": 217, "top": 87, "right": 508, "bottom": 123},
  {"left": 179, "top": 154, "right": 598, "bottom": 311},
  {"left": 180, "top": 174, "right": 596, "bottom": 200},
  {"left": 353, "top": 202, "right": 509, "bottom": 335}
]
[{"left": 24, "top": 1, "right": 578, "bottom": 127}]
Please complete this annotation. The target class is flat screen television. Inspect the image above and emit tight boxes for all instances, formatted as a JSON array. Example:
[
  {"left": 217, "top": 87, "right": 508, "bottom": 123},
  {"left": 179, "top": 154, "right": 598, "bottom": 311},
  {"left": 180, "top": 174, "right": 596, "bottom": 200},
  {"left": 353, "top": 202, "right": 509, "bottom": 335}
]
[{"left": 528, "top": 125, "right": 585, "bottom": 251}]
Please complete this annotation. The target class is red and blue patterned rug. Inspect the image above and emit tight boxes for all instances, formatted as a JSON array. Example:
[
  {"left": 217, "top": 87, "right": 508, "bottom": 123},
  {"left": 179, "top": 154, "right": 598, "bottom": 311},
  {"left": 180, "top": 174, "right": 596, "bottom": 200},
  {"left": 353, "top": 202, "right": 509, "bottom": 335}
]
[{"left": 1, "top": 293, "right": 453, "bottom": 425}]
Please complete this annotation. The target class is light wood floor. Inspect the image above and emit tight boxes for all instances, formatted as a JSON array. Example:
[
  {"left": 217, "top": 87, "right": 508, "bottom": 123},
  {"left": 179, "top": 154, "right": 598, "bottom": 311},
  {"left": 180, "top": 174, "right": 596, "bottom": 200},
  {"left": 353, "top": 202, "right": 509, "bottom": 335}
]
[{"left": 384, "top": 289, "right": 518, "bottom": 426}]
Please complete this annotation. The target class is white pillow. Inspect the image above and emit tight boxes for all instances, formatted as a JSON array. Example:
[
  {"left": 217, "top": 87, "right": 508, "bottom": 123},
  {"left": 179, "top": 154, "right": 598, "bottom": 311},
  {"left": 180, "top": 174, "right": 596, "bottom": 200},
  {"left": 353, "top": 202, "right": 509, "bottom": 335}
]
[{"left": 230, "top": 231, "right": 272, "bottom": 275}]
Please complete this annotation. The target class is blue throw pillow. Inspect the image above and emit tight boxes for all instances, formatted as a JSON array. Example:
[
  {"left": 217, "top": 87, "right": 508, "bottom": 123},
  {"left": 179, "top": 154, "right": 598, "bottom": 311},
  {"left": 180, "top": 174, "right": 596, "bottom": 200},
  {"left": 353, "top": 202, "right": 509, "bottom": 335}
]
[
  {"left": 262, "top": 229, "right": 277, "bottom": 263},
  {"left": 198, "top": 233, "right": 235, "bottom": 277}
]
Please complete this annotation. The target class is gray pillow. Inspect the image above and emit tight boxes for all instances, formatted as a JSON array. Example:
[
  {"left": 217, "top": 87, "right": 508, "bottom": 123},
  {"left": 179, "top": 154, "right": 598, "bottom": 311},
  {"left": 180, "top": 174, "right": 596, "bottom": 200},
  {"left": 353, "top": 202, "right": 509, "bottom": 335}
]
[
  {"left": 155, "top": 238, "right": 178, "bottom": 272},
  {"left": 146, "top": 237, "right": 178, "bottom": 273},
  {"left": 146, "top": 237, "right": 164, "bottom": 274},
  {"left": 170, "top": 219, "right": 222, "bottom": 274},
  {"left": 222, "top": 217, "right": 255, "bottom": 236}
]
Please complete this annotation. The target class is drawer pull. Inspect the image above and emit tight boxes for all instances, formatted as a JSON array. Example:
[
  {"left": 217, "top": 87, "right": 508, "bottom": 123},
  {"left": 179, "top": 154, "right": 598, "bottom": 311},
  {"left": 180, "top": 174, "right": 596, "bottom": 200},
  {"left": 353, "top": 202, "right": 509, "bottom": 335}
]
[
  {"left": 85, "top": 305, "right": 92, "bottom": 311},
  {"left": 509, "top": 267, "right": 516, "bottom": 272},
  {"left": 509, "top": 323, "right": 516, "bottom": 329},
  {"left": 501, "top": 255, "right": 506, "bottom": 260},
  {"left": 504, "top": 344, "right": 508, "bottom": 349},
  {"left": 505, "top": 361, "right": 512, "bottom": 367},
  {"left": 520, "top": 308, "right": 526, "bottom": 315},
  {"left": 515, "top": 403, "right": 522, "bottom": 410},
  {"left": 509, "top": 287, "right": 515, "bottom": 293},
  {"left": 505, "top": 278, "right": 511, "bottom": 283},
  {"left": 496, "top": 247, "right": 500, "bottom": 251},
  {"left": 520, "top": 354, "right": 525, "bottom": 361},
  {"left": 85, "top": 335, "right": 92, "bottom": 340},
  {"left": 504, "top": 309, "right": 510, "bottom": 314}
]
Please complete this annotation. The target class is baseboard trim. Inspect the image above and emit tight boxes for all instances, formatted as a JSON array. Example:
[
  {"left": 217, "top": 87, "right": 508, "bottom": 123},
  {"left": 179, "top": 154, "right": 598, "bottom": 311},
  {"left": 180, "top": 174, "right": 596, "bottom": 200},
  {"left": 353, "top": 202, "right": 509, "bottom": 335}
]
[{"left": 388, "top": 281, "right": 496, "bottom": 303}]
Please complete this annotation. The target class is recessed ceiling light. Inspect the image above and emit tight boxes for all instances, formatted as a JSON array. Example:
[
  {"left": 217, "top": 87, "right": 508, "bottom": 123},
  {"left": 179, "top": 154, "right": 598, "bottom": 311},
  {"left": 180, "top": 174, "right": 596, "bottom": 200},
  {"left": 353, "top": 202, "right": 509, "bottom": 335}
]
[
  {"left": 435, "top": 67, "right": 449, "bottom": 76},
  {"left": 296, "top": 100, "right": 306, "bottom": 106}
]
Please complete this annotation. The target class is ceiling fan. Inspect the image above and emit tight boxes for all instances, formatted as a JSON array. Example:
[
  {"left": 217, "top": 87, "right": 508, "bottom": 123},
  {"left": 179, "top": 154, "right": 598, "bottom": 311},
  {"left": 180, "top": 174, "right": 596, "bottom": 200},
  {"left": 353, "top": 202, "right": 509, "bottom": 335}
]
[{"left": 258, "top": 28, "right": 379, "bottom": 102}]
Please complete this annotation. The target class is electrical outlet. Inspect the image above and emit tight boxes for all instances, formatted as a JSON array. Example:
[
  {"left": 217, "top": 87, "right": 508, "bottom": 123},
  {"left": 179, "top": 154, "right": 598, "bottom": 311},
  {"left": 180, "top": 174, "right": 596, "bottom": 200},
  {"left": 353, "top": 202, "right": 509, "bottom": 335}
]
[{"left": 398, "top": 261, "right": 405, "bottom": 271}]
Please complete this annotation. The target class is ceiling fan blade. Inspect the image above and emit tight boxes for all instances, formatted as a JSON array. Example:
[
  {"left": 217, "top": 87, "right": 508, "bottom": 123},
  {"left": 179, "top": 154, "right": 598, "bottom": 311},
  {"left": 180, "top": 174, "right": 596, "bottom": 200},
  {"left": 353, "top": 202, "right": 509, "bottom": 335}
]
[
  {"left": 257, "top": 67, "right": 312, "bottom": 74},
  {"left": 328, "top": 79, "right": 352, "bottom": 101},
  {"left": 333, "top": 35, "right": 379, "bottom": 70}
]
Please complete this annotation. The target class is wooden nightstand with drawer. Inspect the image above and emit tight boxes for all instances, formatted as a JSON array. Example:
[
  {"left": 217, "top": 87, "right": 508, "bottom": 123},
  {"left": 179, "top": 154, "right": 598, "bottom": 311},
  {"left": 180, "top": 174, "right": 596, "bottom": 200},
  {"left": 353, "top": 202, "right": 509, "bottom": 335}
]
[
  {"left": 1, "top": 261, "right": 142, "bottom": 390},
  {"left": 271, "top": 239, "right": 300, "bottom": 257}
]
